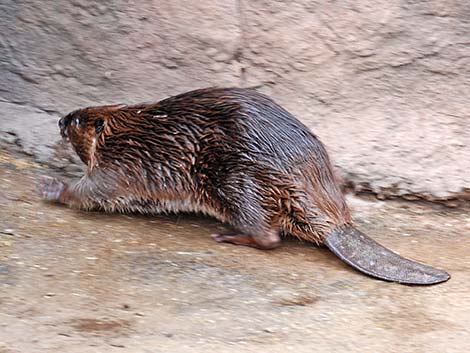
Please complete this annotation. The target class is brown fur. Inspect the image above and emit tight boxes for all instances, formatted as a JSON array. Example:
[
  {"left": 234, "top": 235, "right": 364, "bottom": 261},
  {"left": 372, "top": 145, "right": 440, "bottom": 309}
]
[{"left": 42, "top": 87, "right": 352, "bottom": 245}]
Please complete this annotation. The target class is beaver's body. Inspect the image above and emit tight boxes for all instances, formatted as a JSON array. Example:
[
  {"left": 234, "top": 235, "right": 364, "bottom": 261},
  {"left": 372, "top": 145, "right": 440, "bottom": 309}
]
[{"left": 40, "top": 87, "right": 449, "bottom": 284}]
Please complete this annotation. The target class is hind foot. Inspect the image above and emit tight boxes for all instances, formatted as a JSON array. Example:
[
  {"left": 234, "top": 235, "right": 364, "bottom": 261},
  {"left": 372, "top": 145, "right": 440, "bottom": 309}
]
[{"left": 211, "top": 231, "right": 281, "bottom": 250}]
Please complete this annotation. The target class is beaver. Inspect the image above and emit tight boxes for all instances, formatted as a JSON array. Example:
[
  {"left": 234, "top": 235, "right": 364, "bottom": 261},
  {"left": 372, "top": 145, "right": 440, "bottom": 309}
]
[{"left": 39, "top": 87, "right": 449, "bottom": 285}]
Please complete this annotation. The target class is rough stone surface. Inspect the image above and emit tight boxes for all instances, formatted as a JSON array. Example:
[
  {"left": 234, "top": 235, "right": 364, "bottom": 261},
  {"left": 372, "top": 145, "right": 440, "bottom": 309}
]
[
  {"left": 0, "top": 102, "right": 58, "bottom": 162},
  {"left": 1, "top": 152, "right": 470, "bottom": 353},
  {"left": 1, "top": 0, "right": 469, "bottom": 201}
]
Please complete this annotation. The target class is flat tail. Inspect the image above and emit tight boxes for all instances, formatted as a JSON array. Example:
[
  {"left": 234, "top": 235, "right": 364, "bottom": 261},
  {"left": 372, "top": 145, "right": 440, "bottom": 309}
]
[{"left": 324, "top": 226, "right": 450, "bottom": 285}]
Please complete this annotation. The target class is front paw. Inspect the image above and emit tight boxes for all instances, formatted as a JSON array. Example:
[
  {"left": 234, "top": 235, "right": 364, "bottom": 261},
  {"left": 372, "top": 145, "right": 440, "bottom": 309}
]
[{"left": 38, "top": 176, "right": 67, "bottom": 202}]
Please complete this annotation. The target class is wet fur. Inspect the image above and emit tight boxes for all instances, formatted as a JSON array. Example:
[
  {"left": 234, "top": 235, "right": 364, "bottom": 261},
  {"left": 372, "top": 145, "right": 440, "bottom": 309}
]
[{"left": 56, "top": 88, "right": 351, "bottom": 244}]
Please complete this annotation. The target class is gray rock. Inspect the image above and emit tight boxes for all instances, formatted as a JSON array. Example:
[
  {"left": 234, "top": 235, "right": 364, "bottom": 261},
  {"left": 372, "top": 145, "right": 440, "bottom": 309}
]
[
  {"left": 0, "top": 102, "right": 60, "bottom": 163},
  {"left": 0, "top": 0, "right": 469, "bottom": 201}
]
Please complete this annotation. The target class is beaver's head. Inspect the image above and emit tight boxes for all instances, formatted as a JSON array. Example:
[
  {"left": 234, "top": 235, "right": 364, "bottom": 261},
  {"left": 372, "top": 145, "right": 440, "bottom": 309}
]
[{"left": 59, "top": 107, "right": 109, "bottom": 165}]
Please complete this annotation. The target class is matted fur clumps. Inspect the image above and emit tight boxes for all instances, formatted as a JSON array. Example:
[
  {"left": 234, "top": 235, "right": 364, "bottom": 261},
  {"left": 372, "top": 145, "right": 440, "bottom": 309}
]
[{"left": 58, "top": 88, "right": 351, "bottom": 244}]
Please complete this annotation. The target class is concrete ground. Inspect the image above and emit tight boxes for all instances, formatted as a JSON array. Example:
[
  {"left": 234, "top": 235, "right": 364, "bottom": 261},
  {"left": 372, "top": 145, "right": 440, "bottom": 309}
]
[{"left": 0, "top": 150, "right": 469, "bottom": 353}]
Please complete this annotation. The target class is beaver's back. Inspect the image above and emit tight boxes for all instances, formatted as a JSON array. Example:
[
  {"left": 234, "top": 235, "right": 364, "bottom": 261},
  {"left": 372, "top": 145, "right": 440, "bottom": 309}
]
[{"left": 156, "top": 87, "right": 325, "bottom": 171}]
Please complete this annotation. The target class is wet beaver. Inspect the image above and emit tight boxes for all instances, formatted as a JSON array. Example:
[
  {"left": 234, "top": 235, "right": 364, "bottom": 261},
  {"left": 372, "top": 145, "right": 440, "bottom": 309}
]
[{"left": 39, "top": 87, "right": 449, "bottom": 285}]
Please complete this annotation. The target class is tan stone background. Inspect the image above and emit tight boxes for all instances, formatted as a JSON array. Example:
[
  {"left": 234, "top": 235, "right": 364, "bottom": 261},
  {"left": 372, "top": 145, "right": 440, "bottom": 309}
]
[{"left": 0, "top": 0, "right": 469, "bottom": 202}]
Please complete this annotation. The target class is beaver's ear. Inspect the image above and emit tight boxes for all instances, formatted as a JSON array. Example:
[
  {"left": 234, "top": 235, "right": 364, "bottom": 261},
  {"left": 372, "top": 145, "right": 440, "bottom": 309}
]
[{"left": 95, "top": 119, "right": 106, "bottom": 135}]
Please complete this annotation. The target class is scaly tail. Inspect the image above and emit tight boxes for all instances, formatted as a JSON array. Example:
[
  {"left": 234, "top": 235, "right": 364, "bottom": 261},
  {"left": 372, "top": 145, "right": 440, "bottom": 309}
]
[{"left": 324, "top": 226, "right": 450, "bottom": 285}]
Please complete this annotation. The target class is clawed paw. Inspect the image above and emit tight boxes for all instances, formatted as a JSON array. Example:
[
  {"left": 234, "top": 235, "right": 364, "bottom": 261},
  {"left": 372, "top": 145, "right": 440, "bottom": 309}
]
[
  {"left": 38, "top": 176, "right": 66, "bottom": 202},
  {"left": 211, "top": 233, "right": 227, "bottom": 243}
]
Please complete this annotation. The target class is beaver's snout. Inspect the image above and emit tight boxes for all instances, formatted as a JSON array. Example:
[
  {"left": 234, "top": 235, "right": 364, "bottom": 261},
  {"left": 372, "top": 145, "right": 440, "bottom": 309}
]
[
  {"left": 58, "top": 117, "right": 65, "bottom": 131},
  {"left": 58, "top": 117, "right": 66, "bottom": 136},
  {"left": 58, "top": 114, "right": 72, "bottom": 140}
]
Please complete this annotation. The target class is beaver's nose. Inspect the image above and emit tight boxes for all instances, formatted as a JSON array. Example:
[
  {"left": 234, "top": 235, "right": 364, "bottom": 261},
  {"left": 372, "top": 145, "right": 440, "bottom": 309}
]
[{"left": 58, "top": 116, "right": 69, "bottom": 138}]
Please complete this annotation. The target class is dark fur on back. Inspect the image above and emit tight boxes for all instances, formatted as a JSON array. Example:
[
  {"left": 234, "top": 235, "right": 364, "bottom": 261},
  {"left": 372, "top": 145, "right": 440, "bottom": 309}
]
[{"left": 61, "top": 87, "right": 351, "bottom": 244}]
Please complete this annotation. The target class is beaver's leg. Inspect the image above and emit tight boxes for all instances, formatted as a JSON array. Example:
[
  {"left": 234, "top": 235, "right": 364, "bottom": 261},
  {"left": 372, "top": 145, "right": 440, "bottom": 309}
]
[
  {"left": 38, "top": 174, "right": 114, "bottom": 210},
  {"left": 210, "top": 201, "right": 281, "bottom": 250},
  {"left": 211, "top": 230, "right": 281, "bottom": 250}
]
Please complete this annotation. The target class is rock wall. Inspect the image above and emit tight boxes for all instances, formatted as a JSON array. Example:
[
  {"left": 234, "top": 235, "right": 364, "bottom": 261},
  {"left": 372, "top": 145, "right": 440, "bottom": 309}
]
[{"left": 1, "top": 0, "right": 469, "bottom": 201}]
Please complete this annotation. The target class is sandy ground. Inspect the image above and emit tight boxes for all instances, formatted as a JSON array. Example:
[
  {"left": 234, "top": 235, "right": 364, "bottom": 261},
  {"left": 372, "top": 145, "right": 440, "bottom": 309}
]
[{"left": 0, "top": 151, "right": 469, "bottom": 353}]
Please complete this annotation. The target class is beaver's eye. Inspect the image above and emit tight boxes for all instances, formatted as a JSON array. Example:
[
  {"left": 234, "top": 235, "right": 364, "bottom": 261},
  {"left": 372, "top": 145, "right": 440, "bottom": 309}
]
[{"left": 73, "top": 118, "right": 80, "bottom": 126}]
